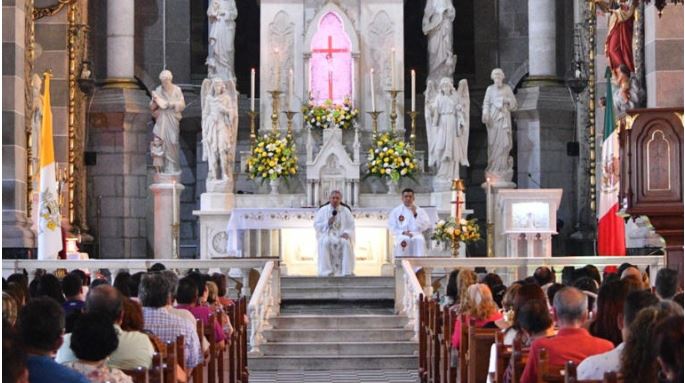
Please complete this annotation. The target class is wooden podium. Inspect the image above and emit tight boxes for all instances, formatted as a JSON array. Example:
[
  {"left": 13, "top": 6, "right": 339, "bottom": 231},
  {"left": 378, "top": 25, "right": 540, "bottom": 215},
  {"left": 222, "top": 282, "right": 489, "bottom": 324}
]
[{"left": 619, "top": 108, "right": 683, "bottom": 279}]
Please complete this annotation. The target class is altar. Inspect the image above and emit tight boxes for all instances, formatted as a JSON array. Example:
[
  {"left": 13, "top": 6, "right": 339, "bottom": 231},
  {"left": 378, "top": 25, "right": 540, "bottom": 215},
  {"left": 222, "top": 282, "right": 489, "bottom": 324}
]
[{"left": 224, "top": 207, "right": 438, "bottom": 276}]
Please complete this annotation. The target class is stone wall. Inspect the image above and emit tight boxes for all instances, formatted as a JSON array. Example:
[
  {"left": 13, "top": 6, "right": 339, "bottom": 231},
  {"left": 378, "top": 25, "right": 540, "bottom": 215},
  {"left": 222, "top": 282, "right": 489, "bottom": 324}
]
[{"left": 645, "top": 5, "right": 683, "bottom": 108}]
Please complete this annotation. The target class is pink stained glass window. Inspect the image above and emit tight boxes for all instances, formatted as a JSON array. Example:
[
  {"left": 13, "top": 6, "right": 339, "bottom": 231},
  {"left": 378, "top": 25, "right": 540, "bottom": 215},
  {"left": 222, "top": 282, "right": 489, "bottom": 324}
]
[{"left": 310, "top": 12, "right": 353, "bottom": 105}]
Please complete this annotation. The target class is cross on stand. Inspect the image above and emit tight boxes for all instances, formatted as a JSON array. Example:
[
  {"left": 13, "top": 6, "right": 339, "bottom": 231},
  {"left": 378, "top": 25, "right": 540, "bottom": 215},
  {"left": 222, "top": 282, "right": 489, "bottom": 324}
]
[{"left": 312, "top": 35, "right": 349, "bottom": 100}]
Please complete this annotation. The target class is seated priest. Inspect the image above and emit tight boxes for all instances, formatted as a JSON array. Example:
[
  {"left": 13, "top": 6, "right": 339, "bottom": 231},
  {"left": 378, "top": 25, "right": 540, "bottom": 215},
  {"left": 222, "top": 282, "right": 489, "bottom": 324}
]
[
  {"left": 314, "top": 190, "right": 356, "bottom": 276},
  {"left": 388, "top": 188, "right": 432, "bottom": 257}
]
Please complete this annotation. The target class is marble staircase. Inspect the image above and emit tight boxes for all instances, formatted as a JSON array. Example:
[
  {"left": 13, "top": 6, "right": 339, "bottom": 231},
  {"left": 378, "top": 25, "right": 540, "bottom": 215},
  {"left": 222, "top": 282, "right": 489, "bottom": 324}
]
[{"left": 248, "top": 276, "right": 418, "bottom": 371}]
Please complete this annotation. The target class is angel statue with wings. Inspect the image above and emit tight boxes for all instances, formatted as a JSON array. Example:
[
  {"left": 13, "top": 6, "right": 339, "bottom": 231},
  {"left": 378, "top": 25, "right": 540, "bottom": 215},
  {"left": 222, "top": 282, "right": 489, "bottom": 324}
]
[
  {"left": 201, "top": 78, "right": 238, "bottom": 191},
  {"left": 426, "top": 77, "right": 470, "bottom": 188}
]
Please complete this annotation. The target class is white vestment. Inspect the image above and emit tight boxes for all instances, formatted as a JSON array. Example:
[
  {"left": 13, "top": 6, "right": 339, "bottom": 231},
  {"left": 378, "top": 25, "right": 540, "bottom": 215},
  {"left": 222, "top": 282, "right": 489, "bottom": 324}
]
[
  {"left": 388, "top": 204, "right": 432, "bottom": 257},
  {"left": 314, "top": 204, "right": 356, "bottom": 276}
]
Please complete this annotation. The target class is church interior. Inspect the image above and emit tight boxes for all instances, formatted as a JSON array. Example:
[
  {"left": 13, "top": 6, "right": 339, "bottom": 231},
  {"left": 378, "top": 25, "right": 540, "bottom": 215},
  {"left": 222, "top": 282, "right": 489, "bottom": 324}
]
[{"left": 2, "top": 0, "right": 684, "bottom": 381}]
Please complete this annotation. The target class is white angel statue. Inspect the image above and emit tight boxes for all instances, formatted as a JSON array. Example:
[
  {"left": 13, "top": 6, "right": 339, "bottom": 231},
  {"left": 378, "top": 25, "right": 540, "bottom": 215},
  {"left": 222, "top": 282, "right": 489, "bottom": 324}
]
[
  {"left": 428, "top": 77, "right": 470, "bottom": 182},
  {"left": 201, "top": 78, "right": 238, "bottom": 190}
]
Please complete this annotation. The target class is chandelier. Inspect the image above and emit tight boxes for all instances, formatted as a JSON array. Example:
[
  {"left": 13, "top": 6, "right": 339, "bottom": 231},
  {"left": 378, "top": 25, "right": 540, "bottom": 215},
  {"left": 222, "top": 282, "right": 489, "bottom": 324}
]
[{"left": 641, "top": 0, "right": 684, "bottom": 17}]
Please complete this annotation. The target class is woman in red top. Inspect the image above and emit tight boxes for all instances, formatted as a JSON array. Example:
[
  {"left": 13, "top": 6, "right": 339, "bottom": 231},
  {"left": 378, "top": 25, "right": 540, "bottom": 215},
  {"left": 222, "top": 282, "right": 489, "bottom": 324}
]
[
  {"left": 451, "top": 283, "right": 503, "bottom": 349},
  {"left": 175, "top": 276, "right": 227, "bottom": 347}
]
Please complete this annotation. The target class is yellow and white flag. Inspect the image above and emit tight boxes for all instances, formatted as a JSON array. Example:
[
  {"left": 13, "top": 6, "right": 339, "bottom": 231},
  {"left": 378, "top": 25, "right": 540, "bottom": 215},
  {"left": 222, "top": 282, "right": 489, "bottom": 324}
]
[{"left": 37, "top": 72, "right": 62, "bottom": 260}]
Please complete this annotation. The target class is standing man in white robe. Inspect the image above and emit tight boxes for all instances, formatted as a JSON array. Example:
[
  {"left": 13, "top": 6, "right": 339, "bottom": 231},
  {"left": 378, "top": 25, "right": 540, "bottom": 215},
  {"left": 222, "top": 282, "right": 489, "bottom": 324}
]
[
  {"left": 388, "top": 188, "right": 432, "bottom": 257},
  {"left": 314, "top": 190, "right": 356, "bottom": 276}
]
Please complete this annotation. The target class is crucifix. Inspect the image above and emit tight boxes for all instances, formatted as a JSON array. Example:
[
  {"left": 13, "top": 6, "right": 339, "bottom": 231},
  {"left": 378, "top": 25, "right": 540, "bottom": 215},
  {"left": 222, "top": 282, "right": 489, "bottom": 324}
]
[{"left": 312, "top": 35, "right": 349, "bottom": 100}]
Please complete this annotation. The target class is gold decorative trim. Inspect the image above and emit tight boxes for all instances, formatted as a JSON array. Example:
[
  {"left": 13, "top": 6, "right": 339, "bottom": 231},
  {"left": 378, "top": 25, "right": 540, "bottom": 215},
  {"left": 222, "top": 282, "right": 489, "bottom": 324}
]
[
  {"left": 587, "top": 0, "right": 597, "bottom": 213},
  {"left": 101, "top": 78, "right": 141, "bottom": 89},
  {"left": 520, "top": 75, "right": 564, "bottom": 88},
  {"left": 32, "top": 0, "right": 77, "bottom": 20},
  {"left": 624, "top": 113, "right": 640, "bottom": 130},
  {"left": 25, "top": 0, "right": 35, "bottom": 218}
]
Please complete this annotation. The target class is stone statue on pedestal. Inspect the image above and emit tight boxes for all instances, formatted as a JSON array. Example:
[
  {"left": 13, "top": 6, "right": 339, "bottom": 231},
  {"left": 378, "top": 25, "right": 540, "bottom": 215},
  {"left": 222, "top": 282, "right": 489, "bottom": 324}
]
[
  {"left": 150, "top": 70, "right": 186, "bottom": 175},
  {"left": 31, "top": 73, "right": 43, "bottom": 167},
  {"left": 201, "top": 78, "right": 238, "bottom": 191},
  {"left": 207, "top": 0, "right": 238, "bottom": 81},
  {"left": 482, "top": 68, "right": 517, "bottom": 183},
  {"left": 422, "top": 0, "right": 456, "bottom": 82},
  {"left": 427, "top": 78, "right": 470, "bottom": 189}
]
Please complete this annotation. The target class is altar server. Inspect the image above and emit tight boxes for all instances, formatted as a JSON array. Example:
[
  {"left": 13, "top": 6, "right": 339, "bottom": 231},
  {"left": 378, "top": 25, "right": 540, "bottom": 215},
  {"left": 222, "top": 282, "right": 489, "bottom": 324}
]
[
  {"left": 314, "top": 190, "right": 356, "bottom": 276},
  {"left": 388, "top": 188, "right": 432, "bottom": 257}
]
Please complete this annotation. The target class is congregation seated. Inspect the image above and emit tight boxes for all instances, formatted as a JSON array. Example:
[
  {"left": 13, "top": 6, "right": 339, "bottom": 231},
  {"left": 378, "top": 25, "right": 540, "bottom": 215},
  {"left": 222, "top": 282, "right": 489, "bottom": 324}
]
[
  {"left": 140, "top": 273, "right": 203, "bottom": 369},
  {"left": 175, "top": 276, "right": 227, "bottom": 346},
  {"left": 577, "top": 289, "right": 659, "bottom": 379},
  {"left": 61, "top": 273, "right": 86, "bottom": 318},
  {"left": 56, "top": 285, "right": 155, "bottom": 370},
  {"left": 654, "top": 314, "right": 684, "bottom": 383},
  {"left": 587, "top": 279, "right": 630, "bottom": 346},
  {"left": 519, "top": 287, "right": 614, "bottom": 383},
  {"left": 18, "top": 297, "right": 90, "bottom": 383},
  {"left": 62, "top": 312, "right": 133, "bottom": 383},
  {"left": 655, "top": 268, "right": 680, "bottom": 301},
  {"left": 3, "top": 319, "right": 28, "bottom": 383},
  {"left": 451, "top": 283, "right": 502, "bottom": 350}
]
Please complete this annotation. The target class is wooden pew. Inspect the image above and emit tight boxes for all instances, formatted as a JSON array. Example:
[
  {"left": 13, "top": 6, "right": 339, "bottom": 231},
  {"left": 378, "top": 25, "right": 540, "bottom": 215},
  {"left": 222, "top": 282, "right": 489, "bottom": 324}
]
[
  {"left": 419, "top": 294, "right": 428, "bottom": 383},
  {"left": 122, "top": 367, "right": 149, "bottom": 383},
  {"left": 193, "top": 319, "right": 207, "bottom": 383},
  {"left": 509, "top": 339, "right": 528, "bottom": 383},
  {"left": 215, "top": 309, "right": 227, "bottom": 383},
  {"left": 205, "top": 312, "right": 218, "bottom": 383},
  {"left": 467, "top": 326, "right": 498, "bottom": 383},
  {"left": 164, "top": 340, "right": 179, "bottom": 383},
  {"left": 226, "top": 301, "right": 237, "bottom": 383},
  {"left": 494, "top": 331, "right": 512, "bottom": 383},
  {"left": 176, "top": 335, "right": 186, "bottom": 378},
  {"left": 458, "top": 316, "right": 471, "bottom": 383},
  {"left": 428, "top": 299, "right": 442, "bottom": 383},
  {"left": 564, "top": 361, "right": 622, "bottom": 383},
  {"left": 240, "top": 296, "right": 249, "bottom": 383},
  {"left": 149, "top": 352, "right": 164, "bottom": 383},
  {"left": 536, "top": 348, "right": 564, "bottom": 383},
  {"left": 438, "top": 307, "right": 450, "bottom": 383}
]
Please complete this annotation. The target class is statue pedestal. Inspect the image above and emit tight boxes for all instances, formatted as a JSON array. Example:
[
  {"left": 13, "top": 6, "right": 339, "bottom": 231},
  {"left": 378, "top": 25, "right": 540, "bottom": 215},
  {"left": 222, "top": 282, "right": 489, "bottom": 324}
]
[
  {"left": 149, "top": 173, "right": 184, "bottom": 259},
  {"left": 482, "top": 179, "right": 516, "bottom": 257},
  {"left": 194, "top": 190, "right": 236, "bottom": 260}
]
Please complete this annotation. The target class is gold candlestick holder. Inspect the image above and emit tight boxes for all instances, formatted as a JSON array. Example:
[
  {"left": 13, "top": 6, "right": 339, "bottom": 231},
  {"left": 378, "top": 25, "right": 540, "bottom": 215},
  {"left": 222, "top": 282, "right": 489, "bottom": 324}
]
[
  {"left": 283, "top": 111, "right": 298, "bottom": 139},
  {"left": 247, "top": 110, "right": 258, "bottom": 146},
  {"left": 387, "top": 89, "right": 402, "bottom": 132},
  {"left": 268, "top": 90, "right": 283, "bottom": 133},
  {"left": 487, "top": 222, "right": 495, "bottom": 257},
  {"left": 171, "top": 222, "right": 180, "bottom": 259},
  {"left": 367, "top": 111, "right": 384, "bottom": 140},
  {"left": 407, "top": 111, "right": 419, "bottom": 148}
]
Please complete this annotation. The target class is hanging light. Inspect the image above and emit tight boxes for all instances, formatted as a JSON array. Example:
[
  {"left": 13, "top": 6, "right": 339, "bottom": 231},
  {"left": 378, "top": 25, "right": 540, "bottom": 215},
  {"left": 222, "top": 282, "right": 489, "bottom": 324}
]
[{"left": 641, "top": 0, "right": 683, "bottom": 17}]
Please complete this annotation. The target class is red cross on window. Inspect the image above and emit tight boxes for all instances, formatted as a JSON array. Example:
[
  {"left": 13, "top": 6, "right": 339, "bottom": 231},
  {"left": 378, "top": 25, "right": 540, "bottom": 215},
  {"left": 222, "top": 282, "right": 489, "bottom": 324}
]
[{"left": 312, "top": 35, "right": 349, "bottom": 100}]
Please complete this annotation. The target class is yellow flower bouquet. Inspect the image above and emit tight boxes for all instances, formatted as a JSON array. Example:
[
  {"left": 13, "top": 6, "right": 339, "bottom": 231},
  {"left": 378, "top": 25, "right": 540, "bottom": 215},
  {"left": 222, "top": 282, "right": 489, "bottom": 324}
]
[
  {"left": 246, "top": 133, "right": 298, "bottom": 181},
  {"left": 366, "top": 132, "right": 418, "bottom": 182},
  {"left": 302, "top": 98, "right": 359, "bottom": 130},
  {"left": 431, "top": 217, "right": 481, "bottom": 246}
]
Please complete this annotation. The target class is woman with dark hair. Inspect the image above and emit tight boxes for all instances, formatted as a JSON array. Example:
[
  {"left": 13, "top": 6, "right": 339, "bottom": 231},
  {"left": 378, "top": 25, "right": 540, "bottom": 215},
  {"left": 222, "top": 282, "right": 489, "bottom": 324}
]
[
  {"left": 36, "top": 274, "right": 65, "bottom": 304},
  {"left": 654, "top": 315, "right": 684, "bottom": 383},
  {"left": 482, "top": 273, "right": 506, "bottom": 308},
  {"left": 441, "top": 269, "right": 459, "bottom": 308},
  {"left": 64, "top": 312, "right": 132, "bottom": 383},
  {"left": 176, "top": 277, "right": 226, "bottom": 346},
  {"left": 113, "top": 272, "right": 132, "bottom": 298},
  {"left": 588, "top": 279, "right": 628, "bottom": 346},
  {"left": 128, "top": 272, "right": 145, "bottom": 299},
  {"left": 621, "top": 302, "right": 683, "bottom": 383},
  {"left": 210, "top": 273, "right": 232, "bottom": 307}
]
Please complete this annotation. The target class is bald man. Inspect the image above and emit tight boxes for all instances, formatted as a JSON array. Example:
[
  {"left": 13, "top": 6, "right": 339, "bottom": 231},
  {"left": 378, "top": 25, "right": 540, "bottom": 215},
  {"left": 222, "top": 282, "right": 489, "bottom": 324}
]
[{"left": 313, "top": 190, "right": 355, "bottom": 276}]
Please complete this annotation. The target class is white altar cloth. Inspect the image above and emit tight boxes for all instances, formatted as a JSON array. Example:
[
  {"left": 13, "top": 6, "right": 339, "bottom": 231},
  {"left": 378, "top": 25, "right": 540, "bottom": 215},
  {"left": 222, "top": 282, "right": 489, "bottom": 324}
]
[{"left": 225, "top": 207, "right": 439, "bottom": 257}]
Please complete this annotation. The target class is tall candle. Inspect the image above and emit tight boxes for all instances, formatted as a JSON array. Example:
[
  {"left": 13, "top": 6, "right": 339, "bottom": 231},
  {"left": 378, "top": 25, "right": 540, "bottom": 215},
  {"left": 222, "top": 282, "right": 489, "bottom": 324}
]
[
  {"left": 451, "top": 188, "right": 458, "bottom": 219},
  {"left": 370, "top": 68, "right": 376, "bottom": 112},
  {"left": 486, "top": 177, "right": 492, "bottom": 223},
  {"left": 172, "top": 180, "right": 177, "bottom": 225},
  {"left": 391, "top": 48, "right": 396, "bottom": 89},
  {"left": 274, "top": 48, "right": 280, "bottom": 89},
  {"left": 411, "top": 69, "right": 416, "bottom": 112},
  {"left": 250, "top": 68, "right": 256, "bottom": 112},
  {"left": 288, "top": 68, "right": 294, "bottom": 110}
]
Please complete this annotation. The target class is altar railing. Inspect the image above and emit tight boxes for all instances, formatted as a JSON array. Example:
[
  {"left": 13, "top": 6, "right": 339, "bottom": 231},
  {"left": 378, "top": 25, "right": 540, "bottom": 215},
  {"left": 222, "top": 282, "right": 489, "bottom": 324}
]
[
  {"left": 395, "top": 255, "right": 666, "bottom": 340},
  {"left": 247, "top": 260, "right": 280, "bottom": 356}
]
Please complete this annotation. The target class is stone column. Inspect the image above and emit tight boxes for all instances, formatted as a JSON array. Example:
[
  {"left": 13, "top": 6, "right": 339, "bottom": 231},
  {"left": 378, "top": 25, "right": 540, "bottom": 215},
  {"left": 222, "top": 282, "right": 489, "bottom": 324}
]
[
  {"left": 528, "top": 0, "right": 556, "bottom": 78},
  {"left": 87, "top": 2, "right": 150, "bottom": 258},
  {"left": 644, "top": 5, "right": 683, "bottom": 107},
  {"left": 106, "top": 0, "right": 134, "bottom": 79},
  {"left": 2, "top": 0, "right": 35, "bottom": 257}
]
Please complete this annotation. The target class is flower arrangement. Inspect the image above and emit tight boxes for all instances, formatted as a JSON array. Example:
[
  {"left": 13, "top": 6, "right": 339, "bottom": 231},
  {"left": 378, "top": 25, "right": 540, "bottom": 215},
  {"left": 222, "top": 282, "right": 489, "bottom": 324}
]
[
  {"left": 432, "top": 217, "right": 482, "bottom": 247},
  {"left": 246, "top": 133, "right": 298, "bottom": 181},
  {"left": 302, "top": 98, "right": 359, "bottom": 130},
  {"left": 366, "top": 132, "right": 418, "bottom": 182}
]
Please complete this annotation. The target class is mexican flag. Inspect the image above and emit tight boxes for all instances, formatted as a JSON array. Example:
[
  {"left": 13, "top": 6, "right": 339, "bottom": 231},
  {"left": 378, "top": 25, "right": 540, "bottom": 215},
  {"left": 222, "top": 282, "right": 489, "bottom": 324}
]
[
  {"left": 36, "top": 73, "right": 63, "bottom": 260},
  {"left": 597, "top": 67, "right": 626, "bottom": 256}
]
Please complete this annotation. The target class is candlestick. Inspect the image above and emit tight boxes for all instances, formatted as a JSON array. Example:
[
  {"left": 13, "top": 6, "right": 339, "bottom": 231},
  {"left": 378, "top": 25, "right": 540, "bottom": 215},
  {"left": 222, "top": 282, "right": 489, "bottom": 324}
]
[
  {"left": 370, "top": 68, "right": 376, "bottom": 112},
  {"left": 387, "top": 89, "right": 402, "bottom": 132},
  {"left": 391, "top": 48, "right": 396, "bottom": 89},
  {"left": 407, "top": 111, "right": 419, "bottom": 148},
  {"left": 367, "top": 111, "right": 383, "bottom": 140},
  {"left": 283, "top": 110, "right": 297, "bottom": 139},
  {"left": 411, "top": 69, "right": 416, "bottom": 112},
  {"left": 248, "top": 110, "right": 258, "bottom": 146},
  {"left": 288, "top": 68, "right": 294, "bottom": 111},
  {"left": 250, "top": 68, "right": 256, "bottom": 111},
  {"left": 268, "top": 90, "right": 283, "bottom": 133}
]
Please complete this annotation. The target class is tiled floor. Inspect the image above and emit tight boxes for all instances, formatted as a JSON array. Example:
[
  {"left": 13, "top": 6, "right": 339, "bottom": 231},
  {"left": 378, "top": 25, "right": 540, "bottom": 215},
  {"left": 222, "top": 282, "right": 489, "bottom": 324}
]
[{"left": 249, "top": 369, "right": 419, "bottom": 382}]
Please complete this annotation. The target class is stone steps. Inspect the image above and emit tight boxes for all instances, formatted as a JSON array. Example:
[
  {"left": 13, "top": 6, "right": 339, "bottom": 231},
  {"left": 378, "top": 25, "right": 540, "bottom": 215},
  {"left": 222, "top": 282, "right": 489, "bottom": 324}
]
[
  {"left": 249, "top": 355, "right": 418, "bottom": 370},
  {"left": 281, "top": 276, "right": 395, "bottom": 301},
  {"left": 259, "top": 341, "right": 417, "bottom": 356},
  {"left": 262, "top": 328, "right": 415, "bottom": 342},
  {"left": 271, "top": 314, "right": 408, "bottom": 329}
]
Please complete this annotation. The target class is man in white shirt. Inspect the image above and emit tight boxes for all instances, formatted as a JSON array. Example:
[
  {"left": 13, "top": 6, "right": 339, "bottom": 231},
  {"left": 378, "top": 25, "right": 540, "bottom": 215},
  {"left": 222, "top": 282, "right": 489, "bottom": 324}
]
[
  {"left": 314, "top": 190, "right": 356, "bottom": 276},
  {"left": 577, "top": 289, "right": 659, "bottom": 380},
  {"left": 388, "top": 188, "right": 432, "bottom": 257}
]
